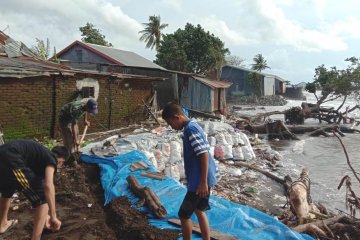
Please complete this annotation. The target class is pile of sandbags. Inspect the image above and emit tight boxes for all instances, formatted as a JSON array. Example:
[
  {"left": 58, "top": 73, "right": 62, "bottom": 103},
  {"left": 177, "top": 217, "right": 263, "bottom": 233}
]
[{"left": 212, "top": 131, "right": 256, "bottom": 161}]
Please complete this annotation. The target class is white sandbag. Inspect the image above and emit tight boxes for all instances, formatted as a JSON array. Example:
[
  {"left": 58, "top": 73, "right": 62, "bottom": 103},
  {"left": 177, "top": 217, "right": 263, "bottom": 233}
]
[
  {"left": 215, "top": 133, "right": 228, "bottom": 145},
  {"left": 232, "top": 146, "right": 244, "bottom": 160},
  {"left": 223, "top": 144, "right": 233, "bottom": 159},
  {"left": 231, "top": 132, "right": 239, "bottom": 146},
  {"left": 241, "top": 146, "right": 253, "bottom": 160},
  {"left": 214, "top": 145, "right": 225, "bottom": 160},
  {"left": 238, "top": 132, "right": 250, "bottom": 146},
  {"left": 154, "top": 149, "right": 165, "bottom": 171},
  {"left": 160, "top": 143, "right": 171, "bottom": 157},
  {"left": 208, "top": 136, "right": 216, "bottom": 146},
  {"left": 224, "top": 132, "right": 234, "bottom": 146},
  {"left": 143, "top": 151, "right": 158, "bottom": 169},
  {"left": 164, "top": 163, "right": 180, "bottom": 181},
  {"left": 209, "top": 146, "right": 215, "bottom": 158},
  {"left": 169, "top": 141, "right": 182, "bottom": 164},
  {"left": 177, "top": 162, "right": 186, "bottom": 179},
  {"left": 228, "top": 168, "right": 242, "bottom": 176},
  {"left": 198, "top": 121, "right": 233, "bottom": 136},
  {"left": 215, "top": 164, "right": 221, "bottom": 181}
]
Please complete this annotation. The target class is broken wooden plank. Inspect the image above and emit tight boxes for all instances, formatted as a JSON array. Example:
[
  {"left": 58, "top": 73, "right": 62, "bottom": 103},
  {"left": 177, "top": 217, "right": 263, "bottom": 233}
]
[{"left": 168, "top": 218, "right": 239, "bottom": 240}]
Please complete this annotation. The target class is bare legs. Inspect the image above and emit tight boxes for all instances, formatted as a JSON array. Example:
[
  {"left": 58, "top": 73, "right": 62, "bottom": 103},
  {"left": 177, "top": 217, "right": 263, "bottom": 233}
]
[
  {"left": 0, "top": 198, "right": 16, "bottom": 233},
  {"left": 31, "top": 203, "right": 49, "bottom": 240},
  {"left": 180, "top": 210, "right": 210, "bottom": 240},
  {"left": 195, "top": 210, "right": 210, "bottom": 240}
]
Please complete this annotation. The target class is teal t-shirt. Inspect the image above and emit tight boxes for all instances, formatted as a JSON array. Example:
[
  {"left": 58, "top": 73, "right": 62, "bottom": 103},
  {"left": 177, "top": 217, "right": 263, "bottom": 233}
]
[{"left": 59, "top": 99, "right": 86, "bottom": 126}]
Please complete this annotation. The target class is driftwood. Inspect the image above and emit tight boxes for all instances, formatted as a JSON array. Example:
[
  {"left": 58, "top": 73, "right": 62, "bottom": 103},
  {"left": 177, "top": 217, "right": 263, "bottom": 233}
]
[
  {"left": 168, "top": 219, "right": 238, "bottom": 240},
  {"left": 288, "top": 168, "right": 311, "bottom": 224},
  {"left": 126, "top": 175, "right": 167, "bottom": 219},
  {"left": 308, "top": 125, "right": 345, "bottom": 137},
  {"left": 188, "top": 109, "right": 221, "bottom": 120},
  {"left": 245, "top": 120, "right": 299, "bottom": 140},
  {"left": 293, "top": 215, "right": 345, "bottom": 233},
  {"left": 234, "top": 161, "right": 284, "bottom": 184},
  {"left": 143, "top": 99, "right": 162, "bottom": 126}
]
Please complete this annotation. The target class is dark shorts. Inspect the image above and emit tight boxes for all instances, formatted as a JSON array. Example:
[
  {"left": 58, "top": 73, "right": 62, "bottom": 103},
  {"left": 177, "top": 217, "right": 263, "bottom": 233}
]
[
  {"left": 0, "top": 153, "right": 46, "bottom": 208},
  {"left": 178, "top": 190, "right": 211, "bottom": 219}
]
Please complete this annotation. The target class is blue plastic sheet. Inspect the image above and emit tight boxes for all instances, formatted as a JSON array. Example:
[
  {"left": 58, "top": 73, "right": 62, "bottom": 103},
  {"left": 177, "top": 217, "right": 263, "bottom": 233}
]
[{"left": 81, "top": 150, "right": 313, "bottom": 240}]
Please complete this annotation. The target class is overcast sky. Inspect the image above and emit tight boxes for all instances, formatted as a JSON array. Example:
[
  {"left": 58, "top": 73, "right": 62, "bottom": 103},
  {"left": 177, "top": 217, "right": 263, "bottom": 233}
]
[{"left": 1, "top": 0, "right": 360, "bottom": 83}]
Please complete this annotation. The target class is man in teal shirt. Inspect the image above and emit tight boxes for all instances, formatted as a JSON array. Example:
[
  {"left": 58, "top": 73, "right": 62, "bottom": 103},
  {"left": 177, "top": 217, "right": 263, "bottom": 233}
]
[{"left": 59, "top": 98, "right": 98, "bottom": 153}]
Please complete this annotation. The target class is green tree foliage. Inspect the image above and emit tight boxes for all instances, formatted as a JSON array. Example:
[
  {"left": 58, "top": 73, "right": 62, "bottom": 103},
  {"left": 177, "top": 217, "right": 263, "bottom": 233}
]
[
  {"left": 306, "top": 58, "right": 360, "bottom": 107},
  {"left": 246, "top": 72, "right": 263, "bottom": 96},
  {"left": 139, "top": 15, "right": 168, "bottom": 51},
  {"left": 251, "top": 53, "right": 270, "bottom": 72},
  {"left": 225, "top": 55, "right": 245, "bottom": 67},
  {"left": 79, "top": 22, "right": 113, "bottom": 47},
  {"left": 31, "top": 38, "right": 50, "bottom": 60},
  {"left": 246, "top": 54, "right": 271, "bottom": 96},
  {"left": 155, "top": 23, "right": 229, "bottom": 74}
]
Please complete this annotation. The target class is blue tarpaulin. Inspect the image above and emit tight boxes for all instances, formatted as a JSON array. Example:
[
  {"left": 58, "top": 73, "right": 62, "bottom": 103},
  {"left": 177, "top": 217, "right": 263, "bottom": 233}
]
[{"left": 81, "top": 150, "right": 313, "bottom": 240}]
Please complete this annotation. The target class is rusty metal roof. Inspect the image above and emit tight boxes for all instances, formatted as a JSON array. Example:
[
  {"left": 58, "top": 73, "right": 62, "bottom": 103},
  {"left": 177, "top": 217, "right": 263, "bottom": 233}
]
[
  {"left": 0, "top": 57, "right": 74, "bottom": 78},
  {"left": 0, "top": 31, "right": 8, "bottom": 45},
  {"left": 192, "top": 76, "right": 232, "bottom": 89},
  {"left": 0, "top": 56, "right": 165, "bottom": 81}
]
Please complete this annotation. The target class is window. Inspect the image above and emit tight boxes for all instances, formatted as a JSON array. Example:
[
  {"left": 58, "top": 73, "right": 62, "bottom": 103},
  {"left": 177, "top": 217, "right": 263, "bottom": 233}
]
[
  {"left": 81, "top": 87, "right": 95, "bottom": 98},
  {"left": 75, "top": 49, "right": 83, "bottom": 62}
]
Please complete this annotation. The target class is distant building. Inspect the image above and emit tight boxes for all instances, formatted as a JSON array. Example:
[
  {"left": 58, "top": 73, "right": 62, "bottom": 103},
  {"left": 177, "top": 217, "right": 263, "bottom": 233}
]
[
  {"left": 175, "top": 72, "right": 232, "bottom": 114},
  {"left": 220, "top": 65, "right": 286, "bottom": 98},
  {"left": 285, "top": 82, "right": 306, "bottom": 100}
]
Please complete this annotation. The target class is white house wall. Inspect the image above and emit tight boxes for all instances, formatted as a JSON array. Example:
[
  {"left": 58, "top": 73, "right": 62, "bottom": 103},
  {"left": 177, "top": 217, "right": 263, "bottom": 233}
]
[{"left": 263, "top": 76, "right": 275, "bottom": 96}]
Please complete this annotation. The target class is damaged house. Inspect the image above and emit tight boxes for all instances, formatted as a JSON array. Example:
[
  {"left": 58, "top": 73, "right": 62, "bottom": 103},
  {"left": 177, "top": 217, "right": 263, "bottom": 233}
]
[
  {"left": 0, "top": 31, "right": 164, "bottom": 140},
  {"left": 54, "top": 40, "right": 177, "bottom": 108}
]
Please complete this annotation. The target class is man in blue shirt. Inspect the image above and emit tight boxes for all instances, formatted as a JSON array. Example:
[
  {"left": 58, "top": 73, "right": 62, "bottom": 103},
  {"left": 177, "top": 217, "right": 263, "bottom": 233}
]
[{"left": 162, "top": 103, "right": 217, "bottom": 240}]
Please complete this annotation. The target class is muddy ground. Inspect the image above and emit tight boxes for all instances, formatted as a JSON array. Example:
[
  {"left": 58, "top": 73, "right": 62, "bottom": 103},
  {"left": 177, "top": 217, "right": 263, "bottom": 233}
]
[{"left": 2, "top": 163, "right": 179, "bottom": 240}]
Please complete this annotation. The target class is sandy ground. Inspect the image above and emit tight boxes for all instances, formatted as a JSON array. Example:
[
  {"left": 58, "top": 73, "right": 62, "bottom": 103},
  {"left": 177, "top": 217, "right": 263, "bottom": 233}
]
[{"left": 1, "top": 163, "right": 179, "bottom": 240}]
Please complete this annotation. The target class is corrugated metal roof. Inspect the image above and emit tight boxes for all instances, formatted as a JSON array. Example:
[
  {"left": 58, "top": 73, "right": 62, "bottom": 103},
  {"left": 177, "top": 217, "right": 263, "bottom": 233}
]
[
  {"left": 0, "top": 57, "right": 74, "bottom": 78},
  {"left": 223, "top": 65, "right": 287, "bottom": 82},
  {"left": 57, "top": 40, "right": 166, "bottom": 70},
  {"left": 192, "top": 76, "right": 232, "bottom": 89},
  {"left": 4, "top": 39, "right": 37, "bottom": 58},
  {"left": 0, "top": 57, "right": 166, "bottom": 81},
  {"left": 0, "top": 31, "right": 8, "bottom": 45}
]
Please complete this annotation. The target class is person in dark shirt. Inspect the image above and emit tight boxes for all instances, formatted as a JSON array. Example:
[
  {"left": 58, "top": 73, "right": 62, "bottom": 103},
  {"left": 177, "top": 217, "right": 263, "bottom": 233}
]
[
  {"left": 0, "top": 140, "right": 69, "bottom": 240},
  {"left": 59, "top": 98, "right": 98, "bottom": 153}
]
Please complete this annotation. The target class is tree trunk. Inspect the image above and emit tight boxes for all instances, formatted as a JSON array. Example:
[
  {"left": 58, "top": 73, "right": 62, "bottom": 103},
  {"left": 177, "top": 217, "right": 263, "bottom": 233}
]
[{"left": 245, "top": 120, "right": 299, "bottom": 140}]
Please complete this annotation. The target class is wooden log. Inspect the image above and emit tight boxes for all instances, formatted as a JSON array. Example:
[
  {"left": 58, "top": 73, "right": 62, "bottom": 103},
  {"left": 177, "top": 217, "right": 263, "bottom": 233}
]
[
  {"left": 245, "top": 120, "right": 299, "bottom": 140},
  {"left": 288, "top": 168, "right": 311, "bottom": 224},
  {"left": 168, "top": 218, "right": 239, "bottom": 240},
  {"left": 126, "top": 175, "right": 167, "bottom": 219},
  {"left": 234, "top": 161, "right": 284, "bottom": 184},
  {"left": 293, "top": 215, "right": 345, "bottom": 232},
  {"left": 188, "top": 109, "right": 221, "bottom": 120}
]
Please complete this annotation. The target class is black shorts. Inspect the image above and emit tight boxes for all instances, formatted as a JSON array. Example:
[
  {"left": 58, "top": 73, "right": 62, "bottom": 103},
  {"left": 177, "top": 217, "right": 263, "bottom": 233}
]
[
  {"left": 178, "top": 190, "right": 211, "bottom": 219},
  {"left": 0, "top": 154, "right": 46, "bottom": 208}
]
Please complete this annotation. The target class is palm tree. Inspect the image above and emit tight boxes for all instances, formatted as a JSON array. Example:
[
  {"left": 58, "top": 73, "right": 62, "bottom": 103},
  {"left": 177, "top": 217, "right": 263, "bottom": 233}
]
[
  {"left": 139, "top": 15, "right": 168, "bottom": 51},
  {"left": 251, "top": 53, "right": 270, "bottom": 72}
]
